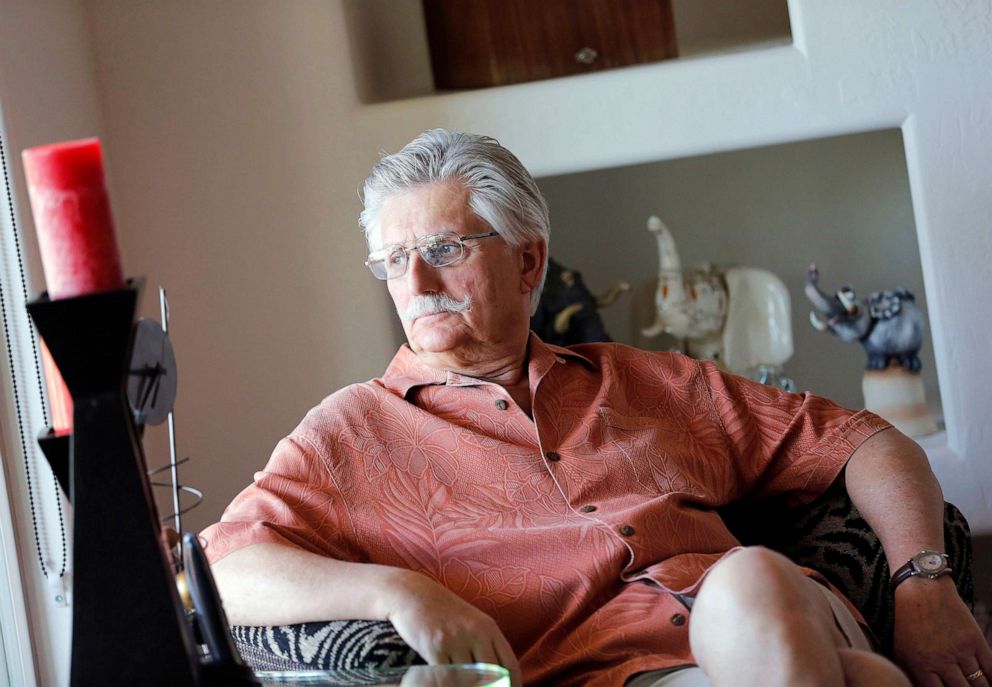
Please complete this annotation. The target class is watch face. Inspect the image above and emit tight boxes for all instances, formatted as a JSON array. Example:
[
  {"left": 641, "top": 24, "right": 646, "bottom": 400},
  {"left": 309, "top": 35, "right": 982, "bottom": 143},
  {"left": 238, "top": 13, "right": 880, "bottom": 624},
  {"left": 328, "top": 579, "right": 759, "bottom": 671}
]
[{"left": 915, "top": 552, "right": 946, "bottom": 573}]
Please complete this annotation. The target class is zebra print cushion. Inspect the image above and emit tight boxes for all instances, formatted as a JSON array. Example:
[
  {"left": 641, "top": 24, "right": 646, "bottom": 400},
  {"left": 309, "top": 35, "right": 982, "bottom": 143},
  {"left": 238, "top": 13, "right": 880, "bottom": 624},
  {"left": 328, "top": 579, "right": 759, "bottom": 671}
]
[
  {"left": 231, "top": 490, "right": 973, "bottom": 669},
  {"left": 231, "top": 619, "right": 422, "bottom": 672}
]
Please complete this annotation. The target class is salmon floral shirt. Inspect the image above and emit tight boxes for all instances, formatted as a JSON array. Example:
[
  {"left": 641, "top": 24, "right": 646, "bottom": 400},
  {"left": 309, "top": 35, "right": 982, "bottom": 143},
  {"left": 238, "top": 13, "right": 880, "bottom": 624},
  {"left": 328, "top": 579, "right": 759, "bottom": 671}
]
[{"left": 201, "top": 334, "right": 890, "bottom": 686}]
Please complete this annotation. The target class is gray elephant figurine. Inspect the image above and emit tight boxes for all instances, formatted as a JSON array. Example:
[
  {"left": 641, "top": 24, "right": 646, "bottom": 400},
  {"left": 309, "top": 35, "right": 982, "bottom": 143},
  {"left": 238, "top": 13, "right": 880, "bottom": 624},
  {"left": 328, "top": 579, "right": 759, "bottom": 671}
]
[{"left": 805, "top": 264, "right": 924, "bottom": 371}]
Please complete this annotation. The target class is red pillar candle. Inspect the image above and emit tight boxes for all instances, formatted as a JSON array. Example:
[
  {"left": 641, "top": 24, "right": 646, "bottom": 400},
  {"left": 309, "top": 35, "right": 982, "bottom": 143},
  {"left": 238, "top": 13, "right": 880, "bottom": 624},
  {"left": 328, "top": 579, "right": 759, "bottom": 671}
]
[
  {"left": 22, "top": 137, "right": 125, "bottom": 299},
  {"left": 22, "top": 137, "right": 126, "bottom": 434}
]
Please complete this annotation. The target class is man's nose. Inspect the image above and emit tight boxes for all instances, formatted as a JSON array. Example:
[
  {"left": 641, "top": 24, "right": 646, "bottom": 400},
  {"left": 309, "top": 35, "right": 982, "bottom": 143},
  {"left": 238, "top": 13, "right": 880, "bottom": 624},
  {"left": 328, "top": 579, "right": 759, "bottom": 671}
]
[{"left": 405, "top": 250, "right": 442, "bottom": 293}]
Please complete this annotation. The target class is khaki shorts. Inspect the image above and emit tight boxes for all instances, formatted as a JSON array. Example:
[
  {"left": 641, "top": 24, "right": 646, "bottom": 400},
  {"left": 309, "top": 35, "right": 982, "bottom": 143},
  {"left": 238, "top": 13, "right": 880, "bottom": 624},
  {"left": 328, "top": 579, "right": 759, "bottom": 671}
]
[{"left": 625, "top": 578, "right": 872, "bottom": 687}]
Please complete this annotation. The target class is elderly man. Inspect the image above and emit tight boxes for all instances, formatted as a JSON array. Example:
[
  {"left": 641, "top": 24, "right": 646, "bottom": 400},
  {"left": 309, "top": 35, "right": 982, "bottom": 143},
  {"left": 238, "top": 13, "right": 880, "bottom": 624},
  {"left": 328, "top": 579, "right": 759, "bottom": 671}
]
[{"left": 203, "top": 129, "right": 989, "bottom": 687}]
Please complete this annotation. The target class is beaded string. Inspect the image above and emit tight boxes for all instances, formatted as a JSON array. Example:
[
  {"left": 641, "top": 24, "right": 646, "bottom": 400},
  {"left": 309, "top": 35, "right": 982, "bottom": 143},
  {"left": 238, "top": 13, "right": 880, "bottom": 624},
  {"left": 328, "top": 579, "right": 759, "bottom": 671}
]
[{"left": 0, "top": 130, "right": 68, "bottom": 580}]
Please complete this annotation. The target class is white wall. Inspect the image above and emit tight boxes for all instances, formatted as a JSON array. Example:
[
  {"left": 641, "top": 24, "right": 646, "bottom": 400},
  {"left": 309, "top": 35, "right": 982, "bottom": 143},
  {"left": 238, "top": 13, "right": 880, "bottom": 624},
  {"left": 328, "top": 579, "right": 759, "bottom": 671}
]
[
  {"left": 82, "top": 0, "right": 401, "bottom": 532},
  {"left": 79, "top": 0, "right": 991, "bottom": 535}
]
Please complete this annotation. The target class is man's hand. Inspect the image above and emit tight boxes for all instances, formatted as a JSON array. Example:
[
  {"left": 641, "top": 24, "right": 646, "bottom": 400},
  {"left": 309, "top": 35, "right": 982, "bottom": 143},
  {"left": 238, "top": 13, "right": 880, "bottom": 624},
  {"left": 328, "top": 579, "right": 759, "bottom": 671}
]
[
  {"left": 211, "top": 543, "right": 520, "bottom": 684},
  {"left": 893, "top": 576, "right": 992, "bottom": 686},
  {"left": 381, "top": 570, "right": 522, "bottom": 687}
]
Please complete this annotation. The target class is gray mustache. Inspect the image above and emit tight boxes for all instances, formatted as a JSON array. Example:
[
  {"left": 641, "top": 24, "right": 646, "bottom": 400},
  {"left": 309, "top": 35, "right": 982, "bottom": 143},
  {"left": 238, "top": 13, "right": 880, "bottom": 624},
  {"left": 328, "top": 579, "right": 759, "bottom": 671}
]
[{"left": 401, "top": 293, "right": 473, "bottom": 322}]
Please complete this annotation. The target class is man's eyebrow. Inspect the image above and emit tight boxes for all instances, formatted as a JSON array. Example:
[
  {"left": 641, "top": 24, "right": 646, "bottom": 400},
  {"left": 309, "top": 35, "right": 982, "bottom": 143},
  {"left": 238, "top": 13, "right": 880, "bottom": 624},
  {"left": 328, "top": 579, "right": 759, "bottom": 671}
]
[
  {"left": 369, "top": 231, "right": 457, "bottom": 254},
  {"left": 369, "top": 240, "right": 404, "bottom": 253},
  {"left": 420, "top": 232, "right": 452, "bottom": 244}
]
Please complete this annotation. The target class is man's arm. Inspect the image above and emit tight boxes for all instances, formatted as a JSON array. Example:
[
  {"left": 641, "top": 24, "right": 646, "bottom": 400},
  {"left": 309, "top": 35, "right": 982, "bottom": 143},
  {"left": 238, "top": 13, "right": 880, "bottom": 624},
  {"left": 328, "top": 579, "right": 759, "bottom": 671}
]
[
  {"left": 844, "top": 427, "right": 992, "bottom": 685},
  {"left": 211, "top": 543, "right": 521, "bottom": 684}
]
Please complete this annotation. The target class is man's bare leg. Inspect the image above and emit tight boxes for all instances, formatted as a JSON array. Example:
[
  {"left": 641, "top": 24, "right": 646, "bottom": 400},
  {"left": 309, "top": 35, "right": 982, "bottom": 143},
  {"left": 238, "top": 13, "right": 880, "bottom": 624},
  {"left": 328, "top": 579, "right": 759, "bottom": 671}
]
[{"left": 688, "top": 547, "right": 910, "bottom": 687}]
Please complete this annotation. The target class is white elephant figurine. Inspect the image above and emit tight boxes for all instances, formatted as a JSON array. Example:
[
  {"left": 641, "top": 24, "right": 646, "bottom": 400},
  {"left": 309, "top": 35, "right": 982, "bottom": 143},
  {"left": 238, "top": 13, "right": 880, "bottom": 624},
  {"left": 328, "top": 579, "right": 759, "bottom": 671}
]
[{"left": 642, "top": 216, "right": 794, "bottom": 384}]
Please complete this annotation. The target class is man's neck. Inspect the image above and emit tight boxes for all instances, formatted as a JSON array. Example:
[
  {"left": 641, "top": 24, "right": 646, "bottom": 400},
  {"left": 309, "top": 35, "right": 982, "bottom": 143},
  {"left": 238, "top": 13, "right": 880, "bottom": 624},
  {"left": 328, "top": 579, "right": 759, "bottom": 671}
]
[
  {"left": 502, "top": 375, "right": 533, "bottom": 418},
  {"left": 417, "top": 343, "right": 534, "bottom": 417},
  {"left": 464, "top": 357, "right": 533, "bottom": 417}
]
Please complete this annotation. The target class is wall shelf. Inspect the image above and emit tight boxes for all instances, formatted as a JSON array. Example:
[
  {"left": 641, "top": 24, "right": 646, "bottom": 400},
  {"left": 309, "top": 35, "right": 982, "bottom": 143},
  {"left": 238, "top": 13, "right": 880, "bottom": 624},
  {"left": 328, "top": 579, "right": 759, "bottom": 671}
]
[{"left": 343, "top": 0, "right": 791, "bottom": 104}]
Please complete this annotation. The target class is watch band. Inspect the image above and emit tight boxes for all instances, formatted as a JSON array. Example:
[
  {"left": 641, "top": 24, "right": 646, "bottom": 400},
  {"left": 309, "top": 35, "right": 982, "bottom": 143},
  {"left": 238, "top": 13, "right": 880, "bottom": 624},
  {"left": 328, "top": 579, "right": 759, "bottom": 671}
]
[{"left": 890, "top": 551, "right": 951, "bottom": 590}]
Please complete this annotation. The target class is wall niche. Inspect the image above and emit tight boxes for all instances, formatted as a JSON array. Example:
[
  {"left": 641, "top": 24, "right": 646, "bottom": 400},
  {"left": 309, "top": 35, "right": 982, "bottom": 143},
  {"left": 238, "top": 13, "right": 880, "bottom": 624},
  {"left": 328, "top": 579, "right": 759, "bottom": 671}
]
[
  {"left": 536, "top": 128, "right": 942, "bottom": 421},
  {"left": 342, "top": 0, "right": 791, "bottom": 103}
]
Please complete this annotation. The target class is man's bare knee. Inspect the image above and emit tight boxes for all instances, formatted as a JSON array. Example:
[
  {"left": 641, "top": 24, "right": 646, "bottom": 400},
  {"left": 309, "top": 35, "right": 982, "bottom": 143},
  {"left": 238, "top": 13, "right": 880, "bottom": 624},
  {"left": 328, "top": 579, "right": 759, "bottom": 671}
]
[
  {"left": 695, "top": 547, "right": 814, "bottom": 611},
  {"left": 691, "top": 548, "right": 814, "bottom": 648},
  {"left": 690, "top": 547, "right": 848, "bottom": 687}
]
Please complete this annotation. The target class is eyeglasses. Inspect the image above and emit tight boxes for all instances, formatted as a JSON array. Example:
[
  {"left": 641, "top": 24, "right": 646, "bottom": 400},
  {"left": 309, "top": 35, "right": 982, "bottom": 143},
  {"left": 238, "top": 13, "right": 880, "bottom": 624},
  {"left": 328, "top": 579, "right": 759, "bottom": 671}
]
[{"left": 365, "top": 231, "right": 499, "bottom": 280}]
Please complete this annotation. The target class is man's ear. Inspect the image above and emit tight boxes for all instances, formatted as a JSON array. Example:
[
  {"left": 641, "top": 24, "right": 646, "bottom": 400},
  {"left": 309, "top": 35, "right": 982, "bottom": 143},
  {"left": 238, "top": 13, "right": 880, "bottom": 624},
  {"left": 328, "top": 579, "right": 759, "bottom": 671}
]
[{"left": 519, "top": 239, "right": 547, "bottom": 294}]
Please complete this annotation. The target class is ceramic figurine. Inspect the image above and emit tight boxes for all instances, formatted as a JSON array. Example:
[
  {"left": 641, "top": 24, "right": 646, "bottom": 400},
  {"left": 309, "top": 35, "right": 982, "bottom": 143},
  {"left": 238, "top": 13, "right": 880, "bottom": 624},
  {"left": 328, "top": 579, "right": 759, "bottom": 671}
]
[
  {"left": 804, "top": 264, "right": 937, "bottom": 437},
  {"left": 805, "top": 264, "right": 924, "bottom": 371},
  {"left": 531, "top": 257, "right": 630, "bottom": 346},
  {"left": 642, "top": 216, "right": 794, "bottom": 387}
]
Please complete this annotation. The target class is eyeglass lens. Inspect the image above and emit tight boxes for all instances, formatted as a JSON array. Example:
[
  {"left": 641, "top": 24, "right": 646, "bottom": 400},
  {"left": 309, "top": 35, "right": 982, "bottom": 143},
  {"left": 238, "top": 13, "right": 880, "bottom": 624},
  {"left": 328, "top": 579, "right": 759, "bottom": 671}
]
[
  {"left": 369, "top": 235, "right": 464, "bottom": 279},
  {"left": 367, "top": 231, "right": 497, "bottom": 280}
]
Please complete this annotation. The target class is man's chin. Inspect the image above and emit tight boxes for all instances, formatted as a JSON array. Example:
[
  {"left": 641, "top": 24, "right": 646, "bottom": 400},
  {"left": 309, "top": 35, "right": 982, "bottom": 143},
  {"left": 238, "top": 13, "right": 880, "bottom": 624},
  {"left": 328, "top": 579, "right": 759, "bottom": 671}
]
[
  {"left": 407, "top": 331, "right": 464, "bottom": 357},
  {"left": 409, "top": 338, "right": 455, "bottom": 355}
]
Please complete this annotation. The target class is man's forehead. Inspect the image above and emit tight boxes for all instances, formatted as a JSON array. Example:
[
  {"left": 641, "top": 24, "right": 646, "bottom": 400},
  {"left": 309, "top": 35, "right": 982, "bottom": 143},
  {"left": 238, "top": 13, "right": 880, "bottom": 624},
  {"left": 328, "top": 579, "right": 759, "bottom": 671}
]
[{"left": 372, "top": 183, "right": 481, "bottom": 248}]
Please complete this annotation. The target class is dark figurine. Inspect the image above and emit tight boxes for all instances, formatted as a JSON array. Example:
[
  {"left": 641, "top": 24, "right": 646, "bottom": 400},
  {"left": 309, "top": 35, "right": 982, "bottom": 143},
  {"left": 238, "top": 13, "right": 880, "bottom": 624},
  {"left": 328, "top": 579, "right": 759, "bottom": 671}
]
[
  {"left": 530, "top": 257, "right": 626, "bottom": 346},
  {"left": 805, "top": 264, "right": 925, "bottom": 371}
]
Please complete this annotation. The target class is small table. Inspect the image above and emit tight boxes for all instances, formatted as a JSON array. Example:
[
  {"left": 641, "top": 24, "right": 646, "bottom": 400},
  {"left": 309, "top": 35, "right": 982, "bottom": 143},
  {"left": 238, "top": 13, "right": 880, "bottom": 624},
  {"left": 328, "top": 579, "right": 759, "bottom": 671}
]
[{"left": 255, "top": 663, "right": 510, "bottom": 687}]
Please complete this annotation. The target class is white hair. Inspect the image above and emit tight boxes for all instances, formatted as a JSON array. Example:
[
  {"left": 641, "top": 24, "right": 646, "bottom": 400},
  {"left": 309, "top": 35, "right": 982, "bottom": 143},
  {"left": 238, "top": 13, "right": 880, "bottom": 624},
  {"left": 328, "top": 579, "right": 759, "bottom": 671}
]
[{"left": 359, "top": 129, "right": 550, "bottom": 314}]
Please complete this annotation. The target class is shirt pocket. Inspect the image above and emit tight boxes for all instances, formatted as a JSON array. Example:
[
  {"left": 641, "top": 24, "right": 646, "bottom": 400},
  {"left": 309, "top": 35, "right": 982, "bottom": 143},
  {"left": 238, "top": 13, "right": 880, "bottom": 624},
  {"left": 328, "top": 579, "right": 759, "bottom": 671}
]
[{"left": 597, "top": 406, "right": 712, "bottom": 500}]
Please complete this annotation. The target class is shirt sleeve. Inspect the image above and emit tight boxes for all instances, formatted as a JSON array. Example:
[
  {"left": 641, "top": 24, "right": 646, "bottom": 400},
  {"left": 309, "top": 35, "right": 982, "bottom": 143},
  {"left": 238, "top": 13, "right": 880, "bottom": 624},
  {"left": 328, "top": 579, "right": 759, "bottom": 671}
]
[
  {"left": 698, "top": 360, "right": 892, "bottom": 506},
  {"left": 199, "top": 432, "right": 362, "bottom": 565}
]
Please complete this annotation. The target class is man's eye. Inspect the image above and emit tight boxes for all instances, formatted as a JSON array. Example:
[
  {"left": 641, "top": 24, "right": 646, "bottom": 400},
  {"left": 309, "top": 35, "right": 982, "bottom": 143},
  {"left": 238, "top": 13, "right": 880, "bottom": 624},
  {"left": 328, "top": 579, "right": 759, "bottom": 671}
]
[
  {"left": 425, "top": 243, "right": 459, "bottom": 260},
  {"left": 388, "top": 252, "right": 406, "bottom": 266}
]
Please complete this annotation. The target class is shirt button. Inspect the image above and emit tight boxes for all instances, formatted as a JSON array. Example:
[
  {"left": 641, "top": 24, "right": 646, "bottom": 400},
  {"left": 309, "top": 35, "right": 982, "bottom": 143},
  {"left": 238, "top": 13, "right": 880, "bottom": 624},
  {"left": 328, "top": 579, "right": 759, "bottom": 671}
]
[
  {"left": 579, "top": 505, "right": 597, "bottom": 513},
  {"left": 495, "top": 399, "right": 509, "bottom": 410},
  {"left": 671, "top": 613, "right": 686, "bottom": 626},
  {"left": 619, "top": 525, "right": 635, "bottom": 536},
  {"left": 546, "top": 451, "right": 561, "bottom": 462}
]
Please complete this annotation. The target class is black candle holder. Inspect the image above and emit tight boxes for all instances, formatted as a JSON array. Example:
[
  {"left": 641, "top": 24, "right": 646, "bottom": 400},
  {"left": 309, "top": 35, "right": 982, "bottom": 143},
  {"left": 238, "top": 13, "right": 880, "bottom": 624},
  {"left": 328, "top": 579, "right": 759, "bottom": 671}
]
[
  {"left": 26, "top": 280, "right": 254, "bottom": 686},
  {"left": 37, "top": 429, "right": 70, "bottom": 502}
]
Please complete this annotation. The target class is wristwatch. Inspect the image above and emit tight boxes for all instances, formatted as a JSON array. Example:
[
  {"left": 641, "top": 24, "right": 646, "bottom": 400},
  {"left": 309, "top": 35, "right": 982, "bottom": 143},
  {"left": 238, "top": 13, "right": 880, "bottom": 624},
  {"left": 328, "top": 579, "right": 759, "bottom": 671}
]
[{"left": 890, "top": 550, "right": 952, "bottom": 589}]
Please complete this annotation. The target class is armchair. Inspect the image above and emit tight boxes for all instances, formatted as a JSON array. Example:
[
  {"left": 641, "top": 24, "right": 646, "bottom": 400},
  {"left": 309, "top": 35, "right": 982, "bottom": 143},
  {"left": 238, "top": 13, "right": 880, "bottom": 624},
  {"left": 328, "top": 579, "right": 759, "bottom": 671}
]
[{"left": 229, "top": 486, "right": 974, "bottom": 671}]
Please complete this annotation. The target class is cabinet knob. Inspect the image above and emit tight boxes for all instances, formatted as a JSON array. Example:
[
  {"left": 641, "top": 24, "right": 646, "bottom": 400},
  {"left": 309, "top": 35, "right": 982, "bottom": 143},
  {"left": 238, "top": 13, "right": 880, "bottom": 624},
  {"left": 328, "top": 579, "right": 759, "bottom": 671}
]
[{"left": 575, "top": 47, "right": 599, "bottom": 65}]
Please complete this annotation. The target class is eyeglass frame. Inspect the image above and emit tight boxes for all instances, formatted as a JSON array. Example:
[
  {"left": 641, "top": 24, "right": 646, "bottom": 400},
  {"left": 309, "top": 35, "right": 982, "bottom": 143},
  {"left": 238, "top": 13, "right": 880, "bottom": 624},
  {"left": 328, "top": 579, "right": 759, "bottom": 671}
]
[{"left": 364, "top": 230, "right": 500, "bottom": 280}]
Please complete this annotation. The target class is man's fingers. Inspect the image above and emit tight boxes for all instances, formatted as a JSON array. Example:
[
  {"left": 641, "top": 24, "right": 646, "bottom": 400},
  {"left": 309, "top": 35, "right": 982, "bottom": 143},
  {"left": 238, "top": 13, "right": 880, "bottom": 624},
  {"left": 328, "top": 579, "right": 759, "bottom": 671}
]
[
  {"left": 491, "top": 638, "right": 522, "bottom": 687},
  {"left": 468, "top": 638, "right": 521, "bottom": 687},
  {"left": 933, "top": 653, "right": 992, "bottom": 687},
  {"left": 399, "top": 665, "right": 451, "bottom": 687},
  {"left": 938, "top": 631, "right": 992, "bottom": 687},
  {"left": 446, "top": 647, "right": 474, "bottom": 665},
  {"left": 419, "top": 647, "right": 447, "bottom": 666},
  {"left": 492, "top": 636, "right": 516, "bottom": 666},
  {"left": 468, "top": 642, "right": 499, "bottom": 666},
  {"left": 979, "top": 642, "right": 992, "bottom": 679},
  {"left": 160, "top": 527, "right": 180, "bottom": 547},
  {"left": 938, "top": 667, "right": 972, "bottom": 687},
  {"left": 906, "top": 669, "right": 944, "bottom": 687},
  {"left": 960, "top": 660, "right": 991, "bottom": 687}
]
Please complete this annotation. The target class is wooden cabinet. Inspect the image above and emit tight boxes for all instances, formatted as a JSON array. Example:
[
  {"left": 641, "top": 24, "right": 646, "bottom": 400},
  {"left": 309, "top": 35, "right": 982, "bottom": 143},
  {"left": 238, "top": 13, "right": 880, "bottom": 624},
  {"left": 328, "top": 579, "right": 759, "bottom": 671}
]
[{"left": 422, "top": 0, "right": 678, "bottom": 89}]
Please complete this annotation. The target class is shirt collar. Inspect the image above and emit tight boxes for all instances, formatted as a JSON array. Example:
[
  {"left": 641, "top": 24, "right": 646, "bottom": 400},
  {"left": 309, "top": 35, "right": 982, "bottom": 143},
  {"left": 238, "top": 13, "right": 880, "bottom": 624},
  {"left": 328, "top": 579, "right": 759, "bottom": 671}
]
[{"left": 379, "top": 331, "right": 597, "bottom": 398}]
